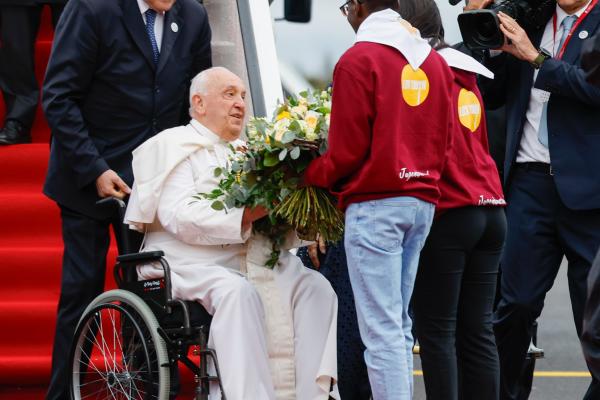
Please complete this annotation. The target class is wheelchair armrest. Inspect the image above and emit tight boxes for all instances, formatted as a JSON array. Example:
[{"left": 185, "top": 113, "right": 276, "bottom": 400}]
[
  {"left": 117, "top": 251, "right": 165, "bottom": 264},
  {"left": 114, "top": 251, "right": 175, "bottom": 313}
]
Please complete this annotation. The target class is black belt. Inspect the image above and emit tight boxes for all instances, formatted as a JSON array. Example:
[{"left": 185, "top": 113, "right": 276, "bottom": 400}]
[{"left": 515, "top": 162, "right": 553, "bottom": 175}]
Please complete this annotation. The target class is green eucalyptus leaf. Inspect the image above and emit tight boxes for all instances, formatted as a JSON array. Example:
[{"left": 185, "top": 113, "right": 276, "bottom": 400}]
[
  {"left": 211, "top": 201, "right": 225, "bottom": 211},
  {"left": 224, "top": 197, "right": 236, "bottom": 209},
  {"left": 263, "top": 153, "right": 280, "bottom": 167},
  {"left": 281, "top": 131, "right": 295, "bottom": 144},
  {"left": 253, "top": 119, "right": 267, "bottom": 136},
  {"left": 289, "top": 120, "right": 301, "bottom": 132},
  {"left": 278, "top": 148, "right": 288, "bottom": 161},
  {"left": 213, "top": 167, "right": 223, "bottom": 177},
  {"left": 290, "top": 146, "right": 301, "bottom": 160},
  {"left": 280, "top": 187, "right": 291, "bottom": 199},
  {"left": 245, "top": 172, "right": 258, "bottom": 187}
]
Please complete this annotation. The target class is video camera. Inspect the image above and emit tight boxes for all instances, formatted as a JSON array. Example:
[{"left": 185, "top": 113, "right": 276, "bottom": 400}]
[{"left": 457, "top": 0, "right": 555, "bottom": 50}]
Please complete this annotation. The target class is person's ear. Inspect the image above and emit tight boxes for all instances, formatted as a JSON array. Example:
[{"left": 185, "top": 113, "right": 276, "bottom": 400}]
[
  {"left": 354, "top": 0, "right": 368, "bottom": 22},
  {"left": 192, "top": 93, "right": 206, "bottom": 116}
]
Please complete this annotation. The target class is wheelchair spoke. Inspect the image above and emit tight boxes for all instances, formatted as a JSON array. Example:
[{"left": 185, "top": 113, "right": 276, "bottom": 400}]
[
  {"left": 72, "top": 297, "right": 168, "bottom": 400},
  {"left": 77, "top": 384, "right": 109, "bottom": 400},
  {"left": 93, "top": 311, "right": 114, "bottom": 377},
  {"left": 76, "top": 337, "right": 106, "bottom": 378}
]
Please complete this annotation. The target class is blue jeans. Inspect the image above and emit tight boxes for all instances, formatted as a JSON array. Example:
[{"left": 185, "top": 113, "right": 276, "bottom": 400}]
[{"left": 345, "top": 196, "right": 435, "bottom": 400}]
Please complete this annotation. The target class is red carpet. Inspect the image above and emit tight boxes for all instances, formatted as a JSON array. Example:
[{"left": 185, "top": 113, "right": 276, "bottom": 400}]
[{"left": 0, "top": 7, "right": 196, "bottom": 399}]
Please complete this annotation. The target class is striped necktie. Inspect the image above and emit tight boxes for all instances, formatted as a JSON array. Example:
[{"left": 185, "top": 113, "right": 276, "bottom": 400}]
[{"left": 145, "top": 9, "right": 159, "bottom": 66}]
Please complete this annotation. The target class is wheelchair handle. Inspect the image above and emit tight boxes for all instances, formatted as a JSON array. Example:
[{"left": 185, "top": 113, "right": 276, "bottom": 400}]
[{"left": 95, "top": 197, "right": 134, "bottom": 254}]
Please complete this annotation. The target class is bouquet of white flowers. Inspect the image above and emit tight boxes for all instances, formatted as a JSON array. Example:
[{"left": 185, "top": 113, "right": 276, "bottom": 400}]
[{"left": 197, "top": 88, "right": 344, "bottom": 267}]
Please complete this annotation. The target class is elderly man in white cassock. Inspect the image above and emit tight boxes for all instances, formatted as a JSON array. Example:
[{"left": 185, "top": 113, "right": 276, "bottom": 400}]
[{"left": 124, "top": 66, "right": 339, "bottom": 400}]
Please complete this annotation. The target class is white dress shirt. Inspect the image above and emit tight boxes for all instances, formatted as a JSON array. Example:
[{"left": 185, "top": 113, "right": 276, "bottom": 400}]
[
  {"left": 137, "top": 0, "right": 164, "bottom": 52},
  {"left": 516, "top": 1, "right": 591, "bottom": 163}
]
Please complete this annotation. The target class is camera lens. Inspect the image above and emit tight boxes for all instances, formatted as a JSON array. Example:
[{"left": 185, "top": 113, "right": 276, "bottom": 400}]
[
  {"left": 477, "top": 19, "right": 498, "bottom": 40},
  {"left": 458, "top": 10, "right": 504, "bottom": 50}
]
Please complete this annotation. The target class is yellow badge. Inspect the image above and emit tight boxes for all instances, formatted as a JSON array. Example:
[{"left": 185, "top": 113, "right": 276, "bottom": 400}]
[
  {"left": 457, "top": 88, "right": 482, "bottom": 132},
  {"left": 401, "top": 66, "right": 430, "bottom": 107}
]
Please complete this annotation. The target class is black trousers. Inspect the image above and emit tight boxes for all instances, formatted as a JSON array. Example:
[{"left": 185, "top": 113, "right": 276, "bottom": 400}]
[
  {"left": 494, "top": 165, "right": 600, "bottom": 400},
  {"left": 0, "top": 4, "right": 63, "bottom": 128},
  {"left": 46, "top": 205, "right": 143, "bottom": 400},
  {"left": 413, "top": 206, "right": 506, "bottom": 400}
]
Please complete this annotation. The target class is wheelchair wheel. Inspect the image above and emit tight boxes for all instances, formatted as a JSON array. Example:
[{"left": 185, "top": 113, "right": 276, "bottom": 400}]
[{"left": 69, "top": 289, "right": 171, "bottom": 400}]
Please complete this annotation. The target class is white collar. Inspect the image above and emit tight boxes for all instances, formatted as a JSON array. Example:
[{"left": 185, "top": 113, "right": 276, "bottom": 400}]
[
  {"left": 137, "top": 0, "right": 165, "bottom": 16},
  {"left": 355, "top": 9, "right": 431, "bottom": 70},
  {"left": 190, "top": 119, "right": 225, "bottom": 145},
  {"left": 125, "top": 123, "right": 216, "bottom": 230},
  {"left": 437, "top": 47, "right": 494, "bottom": 79},
  {"left": 556, "top": 0, "right": 592, "bottom": 27},
  {"left": 190, "top": 119, "right": 245, "bottom": 148}
]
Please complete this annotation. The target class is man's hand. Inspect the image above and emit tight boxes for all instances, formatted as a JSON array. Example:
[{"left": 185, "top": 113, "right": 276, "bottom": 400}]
[
  {"left": 463, "top": 0, "right": 494, "bottom": 11},
  {"left": 241, "top": 205, "right": 269, "bottom": 231},
  {"left": 307, "top": 234, "right": 327, "bottom": 269},
  {"left": 497, "top": 12, "right": 539, "bottom": 62},
  {"left": 95, "top": 169, "right": 131, "bottom": 199}
]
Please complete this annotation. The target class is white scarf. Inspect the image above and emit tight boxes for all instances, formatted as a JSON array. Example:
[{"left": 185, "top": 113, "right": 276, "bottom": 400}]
[
  {"left": 438, "top": 47, "right": 495, "bottom": 79},
  {"left": 124, "top": 120, "right": 219, "bottom": 231},
  {"left": 355, "top": 8, "right": 432, "bottom": 70}
]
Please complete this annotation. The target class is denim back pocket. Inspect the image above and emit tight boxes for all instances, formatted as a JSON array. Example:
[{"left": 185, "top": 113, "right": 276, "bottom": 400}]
[{"left": 356, "top": 199, "right": 419, "bottom": 253}]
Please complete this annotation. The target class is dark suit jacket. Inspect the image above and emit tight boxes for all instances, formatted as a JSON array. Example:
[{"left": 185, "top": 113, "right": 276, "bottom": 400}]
[
  {"left": 481, "top": 6, "right": 600, "bottom": 210},
  {"left": 42, "top": 0, "right": 211, "bottom": 218},
  {"left": 582, "top": 32, "right": 600, "bottom": 85},
  {"left": 0, "top": 1, "right": 68, "bottom": 5}
]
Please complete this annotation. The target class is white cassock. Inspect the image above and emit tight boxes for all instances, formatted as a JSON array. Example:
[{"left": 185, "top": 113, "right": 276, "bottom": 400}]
[{"left": 124, "top": 119, "right": 339, "bottom": 400}]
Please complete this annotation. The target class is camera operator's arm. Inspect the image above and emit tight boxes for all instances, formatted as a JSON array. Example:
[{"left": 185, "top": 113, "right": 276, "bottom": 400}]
[
  {"left": 535, "top": 59, "right": 600, "bottom": 106},
  {"left": 498, "top": 12, "right": 600, "bottom": 106}
]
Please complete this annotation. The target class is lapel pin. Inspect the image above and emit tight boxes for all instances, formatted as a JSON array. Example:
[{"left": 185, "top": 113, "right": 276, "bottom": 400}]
[
  {"left": 171, "top": 22, "right": 179, "bottom": 33},
  {"left": 579, "top": 30, "right": 589, "bottom": 39}
]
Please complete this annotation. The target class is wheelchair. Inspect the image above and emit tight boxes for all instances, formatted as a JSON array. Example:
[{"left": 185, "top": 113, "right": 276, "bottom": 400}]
[{"left": 68, "top": 198, "right": 226, "bottom": 400}]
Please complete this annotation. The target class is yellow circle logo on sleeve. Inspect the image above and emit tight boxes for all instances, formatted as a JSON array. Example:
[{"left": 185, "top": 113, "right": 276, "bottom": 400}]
[
  {"left": 401, "top": 65, "right": 430, "bottom": 107},
  {"left": 457, "top": 88, "right": 482, "bottom": 132}
]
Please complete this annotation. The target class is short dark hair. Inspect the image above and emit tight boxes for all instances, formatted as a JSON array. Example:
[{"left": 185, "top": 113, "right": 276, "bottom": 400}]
[
  {"left": 397, "top": 0, "right": 448, "bottom": 50},
  {"left": 363, "top": 0, "right": 400, "bottom": 13}
]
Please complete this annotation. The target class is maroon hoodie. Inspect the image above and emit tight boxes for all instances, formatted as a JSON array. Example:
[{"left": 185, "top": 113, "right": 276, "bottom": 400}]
[
  {"left": 304, "top": 42, "right": 454, "bottom": 210},
  {"left": 435, "top": 66, "right": 505, "bottom": 216}
]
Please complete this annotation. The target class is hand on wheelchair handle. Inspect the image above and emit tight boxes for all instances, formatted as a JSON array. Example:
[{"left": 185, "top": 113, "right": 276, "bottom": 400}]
[{"left": 96, "top": 169, "right": 131, "bottom": 199}]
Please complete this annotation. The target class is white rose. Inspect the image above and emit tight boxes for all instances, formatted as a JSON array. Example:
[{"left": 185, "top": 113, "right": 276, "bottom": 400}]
[
  {"left": 291, "top": 105, "right": 308, "bottom": 116},
  {"left": 305, "top": 127, "right": 318, "bottom": 141},
  {"left": 304, "top": 111, "right": 320, "bottom": 130},
  {"left": 274, "top": 118, "right": 290, "bottom": 141}
]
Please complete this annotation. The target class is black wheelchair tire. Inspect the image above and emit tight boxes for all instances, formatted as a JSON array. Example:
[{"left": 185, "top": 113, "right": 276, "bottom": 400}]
[{"left": 69, "top": 289, "right": 171, "bottom": 400}]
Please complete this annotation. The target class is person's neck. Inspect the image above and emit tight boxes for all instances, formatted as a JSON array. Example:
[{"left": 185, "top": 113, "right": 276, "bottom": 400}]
[
  {"left": 560, "top": 0, "right": 589, "bottom": 15},
  {"left": 194, "top": 119, "right": 236, "bottom": 142}
]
